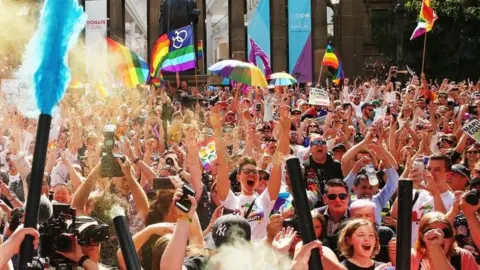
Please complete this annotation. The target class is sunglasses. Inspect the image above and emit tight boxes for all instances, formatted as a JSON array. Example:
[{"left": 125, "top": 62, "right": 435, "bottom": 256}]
[
  {"left": 311, "top": 140, "right": 327, "bottom": 146},
  {"left": 241, "top": 168, "right": 258, "bottom": 175},
  {"left": 423, "top": 227, "right": 453, "bottom": 239},
  {"left": 259, "top": 175, "right": 269, "bottom": 181},
  {"left": 326, "top": 193, "right": 348, "bottom": 200},
  {"left": 292, "top": 112, "right": 301, "bottom": 116}
]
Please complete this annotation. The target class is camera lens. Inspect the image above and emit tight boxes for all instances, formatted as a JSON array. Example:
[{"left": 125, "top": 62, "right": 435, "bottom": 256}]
[
  {"left": 53, "top": 234, "right": 72, "bottom": 253},
  {"left": 465, "top": 190, "right": 479, "bottom": 206},
  {"left": 166, "top": 157, "right": 174, "bottom": 166}
]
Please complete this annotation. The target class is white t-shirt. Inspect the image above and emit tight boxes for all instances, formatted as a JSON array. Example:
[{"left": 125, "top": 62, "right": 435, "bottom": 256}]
[
  {"left": 220, "top": 189, "right": 276, "bottom": 242},
  {"left": 410, "top": 189, "right": 454, "bottom": 245}
]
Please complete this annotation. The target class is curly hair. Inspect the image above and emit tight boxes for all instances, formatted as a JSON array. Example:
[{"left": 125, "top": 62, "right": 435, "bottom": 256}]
[{"left": 338, "top": 219, "right": 380, "bottom": 259}]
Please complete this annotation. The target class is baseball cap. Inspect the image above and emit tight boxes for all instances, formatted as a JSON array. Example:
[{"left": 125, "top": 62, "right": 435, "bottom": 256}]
[
  {"left": 361, "top": 102, "right": 373, "bottom": 110},
  {"left": 212, "top": 214, "right": 251, "bottom": 248},
  {"left": 332, "top": 143, "right": 347, "bottom": 153},
  {"left": 470, "top": 177, "right": 480, "bottom": 186},
  {"left": 451, "top": 164, "right": 471, "bottom": 181}
]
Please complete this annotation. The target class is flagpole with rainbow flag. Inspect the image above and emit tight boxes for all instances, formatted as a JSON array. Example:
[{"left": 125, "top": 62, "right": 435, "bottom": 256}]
[
  {"left": 410, "top": 0, "right": 438, "bottom": 74},
  {"left": 318, "top": 44, "right": 343, "bottom": 87}
]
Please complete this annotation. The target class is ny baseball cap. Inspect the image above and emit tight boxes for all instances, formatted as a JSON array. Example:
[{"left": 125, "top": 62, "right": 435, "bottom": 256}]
[{"left": 212, "top": 214, "right": 251, "bottom": 248}]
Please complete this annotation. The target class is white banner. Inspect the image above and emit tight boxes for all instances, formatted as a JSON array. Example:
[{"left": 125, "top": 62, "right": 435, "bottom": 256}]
[
  {"left": 462, "top": 119, "right": 480, "bottom": 143},
  {"left": 85, "top": 0, "right": 108, "bottom": 80},
  {"left": 308, "top": 88, "right": 330, "bottom": 106}
]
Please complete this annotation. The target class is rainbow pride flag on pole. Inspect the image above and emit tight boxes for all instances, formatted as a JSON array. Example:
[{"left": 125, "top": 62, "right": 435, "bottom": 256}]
[
  {"left": 322, "top": 45, "right": 339, "bottom": 69},
  {"left": 410, "top": 0, "right": 438, "bottom": 40},
  {"left": 160, "top": 25, "right": 196, "bottom": 72},
  {"left": 106, "top": 38, "right": 150, "bottom": 88},
  {"left": 197, "top": 40, "right": 204, "bottom": 58},
  {"left": 150, "top": 34, "right": 170, "bottom": 77}
]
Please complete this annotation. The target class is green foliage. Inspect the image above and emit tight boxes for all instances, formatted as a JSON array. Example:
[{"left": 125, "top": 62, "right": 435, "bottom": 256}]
[{"left": 371, "top": 0, "right": 480, "bottom": 80}]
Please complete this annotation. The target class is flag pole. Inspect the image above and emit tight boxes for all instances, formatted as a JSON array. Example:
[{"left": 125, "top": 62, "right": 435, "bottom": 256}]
[
  {"left": 317, "top": 65, "right": 324, "bottom": 87},
  {"left": 421, "top": 32, "right": 428, "bottom": 74}
]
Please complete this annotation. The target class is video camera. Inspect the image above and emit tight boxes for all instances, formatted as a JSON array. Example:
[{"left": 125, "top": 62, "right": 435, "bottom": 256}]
[
  {"left": 37, "top": 204, "right": 109, "bottom": 269},
  {"left": 101, "top": 125, "right": 125, "bottom": 178}
]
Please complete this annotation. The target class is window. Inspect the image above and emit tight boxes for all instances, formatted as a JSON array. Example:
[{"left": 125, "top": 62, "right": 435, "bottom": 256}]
[{"left": 327, "top": 6, "right": 335, "bottom": 43}]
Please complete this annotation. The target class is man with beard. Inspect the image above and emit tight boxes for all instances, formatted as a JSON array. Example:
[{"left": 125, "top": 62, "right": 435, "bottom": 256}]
[{"left": 303, "top": 134, "right": 343, "bottom": 206}]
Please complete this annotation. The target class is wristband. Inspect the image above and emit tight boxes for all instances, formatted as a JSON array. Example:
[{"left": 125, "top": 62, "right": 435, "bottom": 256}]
[
  {"left": 177, "top": 168, "right": 184, "bottom": 175},
  {"left": 177, "top": 216, "right": 192, "bottom": 223},
  {"left": 133, "top": 157, "right": 141, "bottom": 164},
  {"left": 78, "top": 255, "right": 90, "bottom": 267}
]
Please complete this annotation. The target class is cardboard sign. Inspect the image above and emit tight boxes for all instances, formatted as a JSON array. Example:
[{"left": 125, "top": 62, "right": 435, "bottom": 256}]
[
  {"left": 308, "top": 88, "right": 330, "bottom": 106},
  {"left": 462, "top": 119, "right": 480, "bottom": 142}
]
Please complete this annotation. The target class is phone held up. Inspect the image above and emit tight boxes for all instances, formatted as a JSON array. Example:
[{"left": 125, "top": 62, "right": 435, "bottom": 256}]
[{"left": 175, "top": 184, "right": 196, "bottom": 213}]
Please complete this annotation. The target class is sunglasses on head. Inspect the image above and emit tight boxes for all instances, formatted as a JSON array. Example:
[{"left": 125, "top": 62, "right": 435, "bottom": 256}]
[
  {"left": 311, "top": 140, "right": 327, "bottom": 146},
  {"left": 241, "top": 168, "right": 258, "bottom": 175},
  {"left": 326, "top": 193, "right": 348, "bottom": 200},
  {"left": 423, "top": 227, "right": 453, "bottom": 239}
]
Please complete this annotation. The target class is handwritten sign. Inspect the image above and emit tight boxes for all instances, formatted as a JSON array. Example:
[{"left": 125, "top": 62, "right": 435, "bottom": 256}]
[
  {"left": 308, "top": 88, "right": 330, "bottom": 106},
  {"left": 462, "top": 119, "right": 480, "bottom": 142}
]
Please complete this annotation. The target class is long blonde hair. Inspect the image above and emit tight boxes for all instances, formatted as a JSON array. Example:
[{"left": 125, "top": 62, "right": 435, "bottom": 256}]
[{"left": 338, "top": 219, "right": 380, "bottom": 259}]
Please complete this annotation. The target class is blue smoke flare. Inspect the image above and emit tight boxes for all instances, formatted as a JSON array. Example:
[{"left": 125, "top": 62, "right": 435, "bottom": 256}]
[{"left": 33, "top": 0, "right": 85, "bottom": 115}]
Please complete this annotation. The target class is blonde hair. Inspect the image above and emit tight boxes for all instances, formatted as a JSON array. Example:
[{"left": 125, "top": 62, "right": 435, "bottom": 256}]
[
  {"left": 414, "top": 212, "right": 457, "bottom": 256},
  {"left": 338, "top": 219, "right": 380, "bottom": 259}
]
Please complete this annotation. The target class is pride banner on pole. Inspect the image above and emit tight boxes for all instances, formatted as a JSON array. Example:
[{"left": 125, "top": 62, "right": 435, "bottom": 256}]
[
  {"left": 288, "top": 0, "right": 312, "bottom": 83},
  {"left": 247, "top": 0, "right": 271, "bottom": 74}
]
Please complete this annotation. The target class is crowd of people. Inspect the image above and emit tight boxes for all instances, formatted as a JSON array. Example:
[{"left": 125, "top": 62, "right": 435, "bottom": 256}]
[{"left": 0, "top": 69, "right": 479, "bottom": 270}]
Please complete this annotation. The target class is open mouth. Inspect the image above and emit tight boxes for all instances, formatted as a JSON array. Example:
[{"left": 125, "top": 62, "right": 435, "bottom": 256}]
[
  {"left": 361, "top": 244, "right": 372, "bottom": 251},
  {"left": 246, "top": 179, "right": 255, "bottom": 187}
]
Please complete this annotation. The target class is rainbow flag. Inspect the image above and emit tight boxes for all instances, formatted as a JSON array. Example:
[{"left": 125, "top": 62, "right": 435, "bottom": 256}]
[
  {"left": 106, "top": 38, "right": 150, "bottom": 88},
  {"left": 332, "top": 50, "right": 344, "bottom": 86},
  {"left": 322, "top": 45, "right": 339, "bottom": 69},
  {"left": 150, "top": 34, "right": 170, "bottom": 77},
  {"left": 410, "top": 0, "right": 438, "bottom": 40},
  {"left": 150, "top": 77, "right": 163, "bottom": 88},
  {"left": 161, "top": 25, "right": 196, "bottom": 72},
  {"left": 197, "top": 40, "right": 204, "bottom": 58},
  {"left": 95, "top": 81, "right": 110, "bottom": 98}
]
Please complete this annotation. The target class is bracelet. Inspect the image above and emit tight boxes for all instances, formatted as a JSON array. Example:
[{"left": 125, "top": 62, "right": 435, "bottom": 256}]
[
  {"left": 133, "top": 157, "right": 141, "bottom": 164},
  {"left": 177, "top": 216, "right": 193, "bottom": 223},
  {"left": 78, "top": 255, "right": 90, "bottom": 267},
  {"left": 177, "top": 168, "right": 184, "bottom": 175}
]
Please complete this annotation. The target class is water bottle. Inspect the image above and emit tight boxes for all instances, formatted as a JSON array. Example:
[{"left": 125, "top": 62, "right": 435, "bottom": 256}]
[{"left": 365, "top": 164, "right": 379, "bottom": 186}]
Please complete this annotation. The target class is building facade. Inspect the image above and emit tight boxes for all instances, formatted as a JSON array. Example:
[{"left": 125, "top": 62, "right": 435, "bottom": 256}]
[{"left": 104, "top": 0, "right": 395, "bottom": 80}]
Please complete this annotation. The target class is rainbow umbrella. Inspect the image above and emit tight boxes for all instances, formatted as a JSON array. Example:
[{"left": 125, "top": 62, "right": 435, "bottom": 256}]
[
  {"left": 270, "top": 72, "right": 297, "bottom": 86},
  {"left": 208, "top": 60, "right": 268, "bottom": 87}
]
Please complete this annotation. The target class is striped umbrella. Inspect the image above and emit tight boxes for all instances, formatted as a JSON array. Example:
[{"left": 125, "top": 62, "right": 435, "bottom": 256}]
[
  {"left": 208, "top": 60, "right": 268, "bottom": 87},
  {"left": 270, "top": 72, "right": 297, "bottom": 86}
]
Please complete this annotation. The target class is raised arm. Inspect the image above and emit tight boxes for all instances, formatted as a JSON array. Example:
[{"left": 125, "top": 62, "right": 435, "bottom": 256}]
[
  {"left": 118, "top": 158, "right": 149, "bottom": 221},
  {"left": 185, "top": 126, "right": 204, "bottom": 201},
  {"left": 210, "top": 106, "right": 230, "bottom": 201},
  {"left": 71, "top": 163, "right": 101, "bottom": 214}
]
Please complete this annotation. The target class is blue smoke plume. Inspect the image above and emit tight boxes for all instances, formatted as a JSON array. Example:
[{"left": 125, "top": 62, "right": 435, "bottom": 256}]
[{"left": 32, "top": 0, "right": 85, "bottom": 115}]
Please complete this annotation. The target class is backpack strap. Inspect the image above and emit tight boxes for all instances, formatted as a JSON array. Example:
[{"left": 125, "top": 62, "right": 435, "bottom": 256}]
[{"left": 244, "top": 198, "right": 257, "bottom": 220}]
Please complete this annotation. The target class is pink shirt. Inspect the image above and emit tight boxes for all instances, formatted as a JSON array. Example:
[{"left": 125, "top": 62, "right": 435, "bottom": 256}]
[{"left": 411, "top": 248, "right": 479, "bottom": 270}]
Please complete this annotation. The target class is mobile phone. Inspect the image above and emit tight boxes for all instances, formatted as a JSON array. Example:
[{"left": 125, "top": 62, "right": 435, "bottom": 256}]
[
  {"left": 153, "top": 177, "right": 175, "bottom": 190},
  {"left": 175, "top": 184, "right": 196, "bottom": 213},
  {"left": 222, "top": 208, "right": 236, "bottom": 215},
  {"left": 469, "top": 105, "right": 477, "bottom": 116},
  {"left": 413, "top": 160, "right": 424, "bottom": 173}
]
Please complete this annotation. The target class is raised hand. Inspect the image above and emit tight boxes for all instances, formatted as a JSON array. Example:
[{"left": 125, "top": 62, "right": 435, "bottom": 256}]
[
  {"left": 210, "top": 105, "right": 223, "bottom": 130},
  {"left": 272, "top": 227, "right": 297, "bottom": 255}
]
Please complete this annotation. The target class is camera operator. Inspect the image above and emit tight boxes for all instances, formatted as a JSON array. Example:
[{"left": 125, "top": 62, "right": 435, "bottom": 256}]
[
  {"left": 55, "top": 237, "right": 100, "bottom": 270},
  {"left": 0, "top": 225, "right": 39, "bottom": 269},
  {"left": 446, "top": 178, "right": 480, "bottom": 264}
]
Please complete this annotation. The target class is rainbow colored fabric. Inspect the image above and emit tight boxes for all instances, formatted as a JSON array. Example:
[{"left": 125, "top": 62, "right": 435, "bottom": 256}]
[
  {"left": 106, "top": 38, "right": 149, "bottom": 88},
  {"left": 322, "top": 45, "right": 339, "bottom": 69},
  {"left": 197, "top": 40, "right": 204, "bottom": 58},
  {"left": 410, "top": 0, "right": 438, "bottom": 40},
  {"left": 150, "top": 34, "right": 170, "bottom": 78},
  {"left": 161, "top": 25, "right": 196, "bottom": 72}
]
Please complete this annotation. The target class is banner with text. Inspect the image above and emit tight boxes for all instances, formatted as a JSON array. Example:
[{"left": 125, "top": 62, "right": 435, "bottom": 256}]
[
  {"left": 309, "top": 88, "right": 330, "bottom": 106},
  {"left": 247, "top": 0, "right": 271, "bottom": 74},
  {"left": 85, "top": 0, "right": 108, "bottom": 80},
  {"left": 288, "top": 0, "right": 312, "bottom": 83},
  {"left": 462, "top": 119, "right": 480, "bottom": 143}
]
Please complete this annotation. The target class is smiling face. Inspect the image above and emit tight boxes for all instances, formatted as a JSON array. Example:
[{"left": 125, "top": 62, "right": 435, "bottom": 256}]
[
  {"left": 310, "top": 136, "right": 328, "bottom": 162},
  {"left": 420, "top": 221, "right": 454, "bottom": 255},
  {"left": 237, "top": 163, "right": 259, "bottom": 195},
  {"left": 350, "top": 224, "right": 377, "bottom": 259},
  {"left": 53, "top": 185, "right": 72, "bottom": 204}
]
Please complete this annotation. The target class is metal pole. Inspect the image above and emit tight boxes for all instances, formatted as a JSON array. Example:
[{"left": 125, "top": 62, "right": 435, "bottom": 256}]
[{"left": 395, "top": 0, "right": 406, "bottom": 63}]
